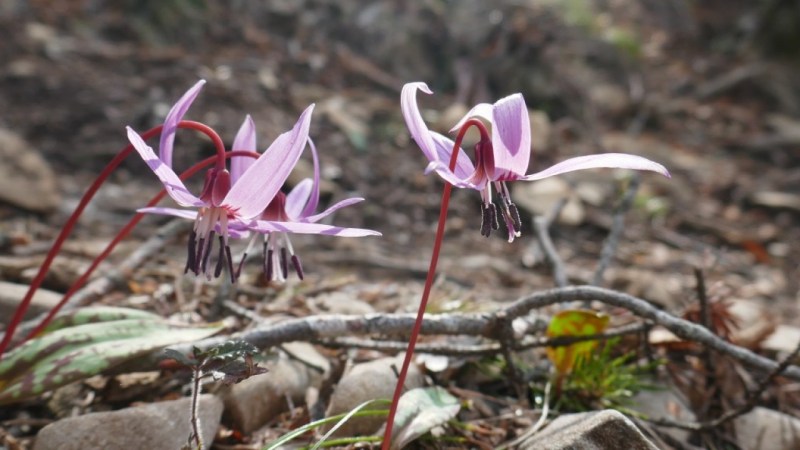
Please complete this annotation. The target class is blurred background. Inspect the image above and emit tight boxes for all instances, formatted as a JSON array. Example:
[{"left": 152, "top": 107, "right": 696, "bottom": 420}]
[{"left": 0, "top": 0, "right": 798, "bottom": 321}]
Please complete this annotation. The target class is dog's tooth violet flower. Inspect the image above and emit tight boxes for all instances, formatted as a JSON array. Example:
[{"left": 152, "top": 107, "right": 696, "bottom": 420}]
[
  {"left": 231, "top": 132, "right": 378, "bottom": 282},
  {"left": 128, "top": 103, "right": 315, "bottom": 281},
  {"left": 401, "top": 82, "right": 671, "bottom": 242}
]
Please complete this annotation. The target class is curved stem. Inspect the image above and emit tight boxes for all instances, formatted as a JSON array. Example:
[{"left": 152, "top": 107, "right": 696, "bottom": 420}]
[
  {"left": 19, "top": 151, "right": 260, "bottom": 346},
  {"left": 381, "top": 118, "right": 489, "bottom": 448},
  {"left": 0, "top": 122, "right": 233, "bottom": 359}
]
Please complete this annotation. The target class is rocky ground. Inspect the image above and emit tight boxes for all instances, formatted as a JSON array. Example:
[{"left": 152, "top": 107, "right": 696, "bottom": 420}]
[{"left": 1, "top": 1, "right": 799, "bottom": 449}]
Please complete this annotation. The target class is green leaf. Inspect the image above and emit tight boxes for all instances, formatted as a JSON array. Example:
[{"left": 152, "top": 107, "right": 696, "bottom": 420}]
[
  {"left": 391, "top": 387, "right": 460, "bottom": 449},
  {"left": 0, "top": 316, "right": 222, "bottom": 404},
  {"left": 40, "top": 306, "right": 162, "bottom": 334},
  {"left": 546, "top": 309, "right": 610, "bottom": 376}
]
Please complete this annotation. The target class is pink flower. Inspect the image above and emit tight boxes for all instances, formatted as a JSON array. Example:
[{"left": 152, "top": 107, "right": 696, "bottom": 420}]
[{"left": 401, "top": 82, "right": 670, "bottom": 242}]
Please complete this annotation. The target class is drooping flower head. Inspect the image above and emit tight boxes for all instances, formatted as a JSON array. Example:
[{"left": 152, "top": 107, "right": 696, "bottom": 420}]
[{"left": 401, "top": 82, "right": 670, "bottom": 242}]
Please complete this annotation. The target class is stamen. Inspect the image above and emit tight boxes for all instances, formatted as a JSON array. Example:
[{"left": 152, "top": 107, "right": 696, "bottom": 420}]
[
  {"left": 200, "top": 230, "right": 215, "bottom": 275},
  {"left": 225, "top": 245, "right": 235, "bottom": 283},
  {"left": 509, "top": 202, "right": 522, "bottom": 232},
  {"left": 195, "top": 237, "right": 206, "bottom": 273},
  {"left": 480, "top": 204, "right": 491, "bottom": 237},
  {"left": 265, "top": 248, "right": 274, "bottom": 281},
  {"left": 489, "top": 203, "right": 499, "bottom": 230},
  {"left": 280, "top": 248, "right": 289, "bottom": 279},
  {"left": 214, "top": 235, "right": 225, "bottom": 278},
  {"left": 185, "top": 230, "right": 197, "bottom": 274},
  {"left": 291, "top": 255, "right": 304, "bottom": 280}
]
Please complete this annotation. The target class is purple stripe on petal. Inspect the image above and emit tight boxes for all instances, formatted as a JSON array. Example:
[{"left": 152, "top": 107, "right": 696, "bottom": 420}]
[
  {"left": 250, "top": 220, "right": 381, "bottom": 237},
  {"left": 159, "top": 80, "right": 206, "bottom": 168},
  {"left": 230, "top": 115, "right": 257, "bottom": 184},
  {"left": 137, "top": 206, "right": 198, "bottom": 220},
  {"left": 223, "top": 104, "right": 315, "bottom": 220},
  {"left": 522, "top": 153, "right": 671, "bottom": 181},
  {"left": 127, "top": 127, "right": 205, "bottom": 207},
  {"left": 490, "top": 94, "right": 531, "bottom": 180}
]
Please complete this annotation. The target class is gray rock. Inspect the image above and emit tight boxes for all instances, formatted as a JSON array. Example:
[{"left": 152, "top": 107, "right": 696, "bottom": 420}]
[
  {"left": 734, "top": 406, "right": 800, "bottom": 450},
  {"left": 223, "top": 342, "right": 329, "bottom": 433},
  {"left": 520, "top": 409, "right": 659, "bottom": 450},
  {"left": 0, "top": 128, "right": 59, "bottom": 213},
  {"left": 325, "top": 355, "right": 425, "bottom": 437},
  {"left": 34, "top": 394, "right": 223, "bottom": 450},
  {"left": 512, "top": 177, "right": 585, "bottom": 226},
  {"left": 630, "top": 388, "right": 695, "bottom": 443},
  {"left": 0, "top": 281, "right": 61, "bottom": 326}
]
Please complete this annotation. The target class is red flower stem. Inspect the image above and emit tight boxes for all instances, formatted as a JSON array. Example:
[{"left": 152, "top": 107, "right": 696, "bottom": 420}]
[
  {"left": 0, "top": 121, "right": 227, "bottom": 359},
  {"left": 20, "top": 150, "right": 260, "bottom": 345},
  {"left": 381, "top": 118, "right": 490, "bottom": 448}
]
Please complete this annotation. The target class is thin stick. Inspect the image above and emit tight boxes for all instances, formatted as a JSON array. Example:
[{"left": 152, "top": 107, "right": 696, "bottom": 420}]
[
  {"left": 592, "top": 175, "right": 640, "bottom": 286},
  {"left": 190, "top": 367, "right": 204, "bottom": 450},
  {"left": 533, "top": 216, "right": 568, "bottom": 288}
]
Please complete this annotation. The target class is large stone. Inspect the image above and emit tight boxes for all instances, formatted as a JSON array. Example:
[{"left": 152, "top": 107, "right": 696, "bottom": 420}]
[
  {"left": 734, "top": 407, "right": 800, "bottom": 450},
  {"left": 630, "top": 388, "right": 695, "bottom": 443},
  {"left": 34, "top": 394, "right": 223, "bottom": 450},
  {"left": 325, "top": 356, "right": 425, "bottom": 437},
  {"left": 520, "top": 409, "right": 659, "bottom": 450},
  {"left": 0, "top": 281, "right": 61, "bottom": 325},
  {"left": 0, "top": 128, "right": 60, "bottom": 213},
  {"left": 222, "top": 342, "right": 329, "bottom": 433}
]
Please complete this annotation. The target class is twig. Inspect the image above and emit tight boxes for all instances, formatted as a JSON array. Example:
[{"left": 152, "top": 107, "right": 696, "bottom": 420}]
[
  {"left": 157, "top": 286, "right": 800, "bottom": 381},
  {"left": 592, "top": 175, "right": 640, "bottom": 287},
  {"left": 532, "top": 216, "right": 568, "bottom": 288},
  {"left": 694, "top": 267, "right": 722, "bottom": 422},
  {"left": 189, "top": 367, "right": 204, "bottom": 450},
  {"left": 502, "top": 381, "right": 551, "bottom": 449},
  {"left": 315, "top": 323, "right": 646, "bottom": 356},
  {"left": 647, "top": 339, "right": 800, "bottom": 431}
]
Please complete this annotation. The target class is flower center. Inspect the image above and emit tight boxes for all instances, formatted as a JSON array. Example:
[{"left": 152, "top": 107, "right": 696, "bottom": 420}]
[{"left": 184, "top": 168, "right": 236, "bottom": 281}]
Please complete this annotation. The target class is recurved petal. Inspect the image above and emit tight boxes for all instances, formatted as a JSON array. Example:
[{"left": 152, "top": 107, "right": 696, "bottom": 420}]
[
  {"left": 522, "top": 153, "right": 671, "bottom": 181},
  {"left": 231, "top": 115, "right": 257, "bottom": 184},
  {"left": 401, "top": 82, "right": 442, "bottom": 164},
  {"left": 490, "top": 94, "right": 531, "bottom": 180},
  {"left": 127, "top": 127, "right": 205, "bottom": 207},
  {"left": 159, "top": 80, "right": 206, "bottom": 167},
  {"left": 223, "top": 104, "right": 315, "bottom": 220},
  {"left": 431, "top": 132, "right": 475, "bottom": 180},
  {"left": 249, "top": 220, "right": 382, "bottom": 237},
  {"left": 303, "top": 197, "right": 364, "bottom": 223}
]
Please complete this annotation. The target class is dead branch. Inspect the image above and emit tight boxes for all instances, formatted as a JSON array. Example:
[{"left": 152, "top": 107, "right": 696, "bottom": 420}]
[{"left": 160, "top": 286, "right": 800, "bottom": 381}]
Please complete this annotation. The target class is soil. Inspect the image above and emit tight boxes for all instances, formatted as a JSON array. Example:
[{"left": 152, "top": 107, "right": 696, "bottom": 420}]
[{"left": 1, "top": 1, "right": 799, "bottom": 448}]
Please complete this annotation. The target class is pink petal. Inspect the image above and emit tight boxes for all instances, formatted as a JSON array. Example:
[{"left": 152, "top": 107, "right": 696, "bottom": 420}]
[
  {"left": 431, "top": 132, "right": 476, "bottom": 180},
  {"left": 222, "top": 105, "right": 314, "bottom": 220},
  {"left": 286, "top": 179, "right": 313, "bottom": 219},
  {"left": 449, "top": 102, "right": 492, "bottom": 133},
  {"left": 137, "top": 206, "right": 198, "bottom": 219},
  {"left": 401, "top": 82, "right": 444, "bottom": 164},
  {"left": 490, "top": 94, "right": 531, "bottom": 180},
  {"left": 300, "top": 138, "right": 321, "bottom": 218},
  {"left": 522, "top": 153, "right": 671, "bottom": 181},
  {"left": 230, "top": 115, "right": 257, "bottom": 184},
  {"left": 127, "top": 127, "right": 205, "bottom": 207},
  {"left": 303, "top": 197, "right": 364, "bottom": 223},
  {"left": 250, "top": 220, "right": 382, "bottom": 237},
  {"left": 159, "top": 80, "right": 205, "bottom": 168}
]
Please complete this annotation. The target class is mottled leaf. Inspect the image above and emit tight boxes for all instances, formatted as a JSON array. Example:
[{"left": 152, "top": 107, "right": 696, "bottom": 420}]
[
  {"left": 160, "top": 348, "right": 197, "bottom": 368},
  {"left": 545, "top": 309, "right": 610, "bottom": 375},
  {"left": 391, "top": 386, "right": 460, "bottom": 450},
  {"left": 0, "top": 317, "right": 222, "bottom": 404},
  {"left": 40, "top": 306, "right": 162, "bottom": 335}
]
